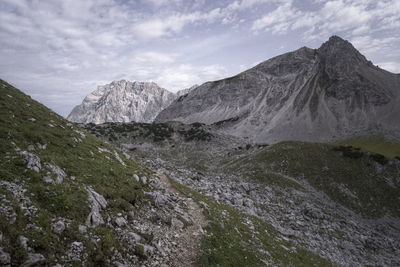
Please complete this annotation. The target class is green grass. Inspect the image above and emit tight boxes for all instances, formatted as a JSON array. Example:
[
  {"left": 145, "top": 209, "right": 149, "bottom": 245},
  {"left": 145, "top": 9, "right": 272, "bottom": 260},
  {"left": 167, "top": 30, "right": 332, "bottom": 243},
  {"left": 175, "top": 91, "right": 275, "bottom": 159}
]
[
  {"left": 336, "top": 135, "right": 400, "bottom": 158},
  {"left": 170, "top": 179, "right": 333, "bottom": 267},
  {"left": 0, "top": 79, "right": 151, "bottom": 265},
  {"left": 224, "top": 141, "right": 400, "bottom": 218}
]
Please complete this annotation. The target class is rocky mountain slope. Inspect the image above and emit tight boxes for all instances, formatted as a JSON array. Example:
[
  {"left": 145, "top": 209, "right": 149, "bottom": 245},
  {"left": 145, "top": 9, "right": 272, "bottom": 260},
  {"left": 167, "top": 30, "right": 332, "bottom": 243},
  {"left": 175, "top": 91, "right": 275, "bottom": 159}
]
[
  {"left": 156, "top": 36, "right": 400, "bottom": 143},
  {"left": 86, "top": 121, "right": 400, "bottom": 266},
  {"left": 1, "top": 80, "right": 334, "bottom": 266},
  {"left": 0, "top": 79, "right": 209, "bottom": 266},
  {"left": 176, "top": 84, "right": 198, "bottom": 97},
  {"left": 68, "top": 80, "right": 176, "bottom": 124}
]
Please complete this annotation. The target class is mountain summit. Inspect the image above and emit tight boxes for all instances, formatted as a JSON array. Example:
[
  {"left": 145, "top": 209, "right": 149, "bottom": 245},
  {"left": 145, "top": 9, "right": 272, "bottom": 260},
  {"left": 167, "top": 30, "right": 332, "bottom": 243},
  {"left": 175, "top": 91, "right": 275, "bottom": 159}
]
[
  {"left": 68, "top": 80, "right": 176, "bottom": 124},
  {"left": 156, "top": 36, "right": 400, "bottom": 143}
]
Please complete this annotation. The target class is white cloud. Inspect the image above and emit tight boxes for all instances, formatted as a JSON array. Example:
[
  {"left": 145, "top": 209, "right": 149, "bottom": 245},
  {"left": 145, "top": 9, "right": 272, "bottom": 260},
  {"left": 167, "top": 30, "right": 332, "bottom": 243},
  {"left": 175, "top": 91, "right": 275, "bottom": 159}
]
[
  {"left": 144, "top": 0, "right": 182, "bottom": 8},
  {"left": 134, "top": 51, "right": 178, "bottom": 64},
  {"left": 351, "top": 36, "right": 397, "bottom": 54},
  {"left": 133, "top": 0, "right": 283, "bottom": 39},
  {"left": 252, "top": 2, "right": 302, "bottom": 34},
  {"left": 132, "top": 7, "right": 231, "bottom": 39},
  {"left": 252, "top": 0, "right": 400, "bottom": 40},
  {"left": 145, "top": 0, "right": 169, "bottom": 7},
  {"left": 133, "top": 13, "right": 202, "bottom": 39},
  {"left": 155, "top": 64, "right": 227, "bottom": 90},
  {"left": 227, "top": 0, "right": 287, "bottom": 11}
]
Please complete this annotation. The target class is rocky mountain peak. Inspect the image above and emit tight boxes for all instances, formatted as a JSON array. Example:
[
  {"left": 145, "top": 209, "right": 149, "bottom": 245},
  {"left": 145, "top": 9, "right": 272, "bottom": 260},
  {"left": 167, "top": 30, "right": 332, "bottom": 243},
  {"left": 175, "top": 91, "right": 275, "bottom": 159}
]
[
  {"left": 67, "top": 80, "right": 177, "bottom": 124},
  {"left": 320, "top": 35, "right": 355, "bottom": 50},
  {"left": 108, "top": 80, "right": 160, "bottom": 92},
  {"left": 156, "top": 36, "right": 400, "bottom": 143},
  {"left": 318, "top": 35, "right": 367, "bottom": 65}
]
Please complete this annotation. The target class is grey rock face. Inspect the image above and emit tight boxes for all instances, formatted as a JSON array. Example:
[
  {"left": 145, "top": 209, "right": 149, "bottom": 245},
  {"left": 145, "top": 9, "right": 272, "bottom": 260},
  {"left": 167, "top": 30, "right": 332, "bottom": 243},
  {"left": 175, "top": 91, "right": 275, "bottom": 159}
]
[
  {"left": 67, "top": 80, "right": 177, "bottom": 124},
  {"left": 127, "top": 232, "right": 142, "bottom": 245},
  {"left": 171, "top": 218, "right": 184, "bottom": 229},
  {"left": 146, "top": 191, "right": 173, "bottom": 208},
  {"left": 132, "top": 174, "right": 140, "bottom": 182},
  {"left": 19, "top": 151, "right": 41, "bottom": 172},
  {"left": 21, "top": 253, "right": 45, "bottom": 267},
  {"left": 85, "top": 187, "right": 107, "bottom": 227},
  {"left": 78, "top": 225, "right": 87, "bottom": 234},
  {"left": 0, "top": 181, "right": 37, "bottom": 219},
  {"left": 156, "top": 36, "right": 400, "bottom": 143},
  {"left": 19, "top": 236, "right": 29, "bottom": 250},
  {"left": 0, "top": 248, "right": 10, "bottom": 266},
  {"left": 52, "top": 220, "right": 65, "bottom": 234},
  {"left": 140, "top": 176, "right": 147, "bottom": 185},
  {"left": 67, "top": 242, "right": 84, "bottom": 262},
  {"left": 115, "top": 217, "right": 127, "bottom": 227},
  {"left": 44, "top": 163, "right": 67, "bottom": 184}
]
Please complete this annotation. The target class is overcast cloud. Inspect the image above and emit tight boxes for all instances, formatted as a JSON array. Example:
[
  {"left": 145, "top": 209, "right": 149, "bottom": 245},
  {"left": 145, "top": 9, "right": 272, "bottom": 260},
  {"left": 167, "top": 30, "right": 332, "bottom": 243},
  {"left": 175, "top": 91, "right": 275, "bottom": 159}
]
[{"left": 1, "top": 0, "right": 399, "bottom": 116}]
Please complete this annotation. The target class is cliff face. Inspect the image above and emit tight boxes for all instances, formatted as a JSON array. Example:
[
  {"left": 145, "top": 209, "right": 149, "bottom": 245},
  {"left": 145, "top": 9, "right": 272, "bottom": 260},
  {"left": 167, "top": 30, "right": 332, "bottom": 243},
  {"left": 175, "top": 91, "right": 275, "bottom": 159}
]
[
  {"left": 156, "top": 36, "right": 400, "bottom": 143},
  {"left": 68, "top": 80, "right": 177, "bottom": 124}
]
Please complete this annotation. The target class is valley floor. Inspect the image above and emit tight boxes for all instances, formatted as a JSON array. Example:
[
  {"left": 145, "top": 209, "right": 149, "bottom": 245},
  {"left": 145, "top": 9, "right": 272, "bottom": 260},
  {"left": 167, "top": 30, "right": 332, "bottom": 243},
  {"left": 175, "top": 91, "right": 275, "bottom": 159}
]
[{"left": 86, "top": 121, "right": 400, "bottom": 266}]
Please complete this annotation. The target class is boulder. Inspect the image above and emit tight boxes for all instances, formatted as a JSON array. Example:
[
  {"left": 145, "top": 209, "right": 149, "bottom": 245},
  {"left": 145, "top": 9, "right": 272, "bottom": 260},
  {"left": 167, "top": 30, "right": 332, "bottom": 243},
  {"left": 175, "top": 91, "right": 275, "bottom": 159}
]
[
  {"left": 36, "top": 143, "right": 47, "bottom": 150},
  {"left": 127, "top": 232, "right": 142, "bottom": 246},
  {"left": 0, "top": 248, "right": 11, "bottom": 266},
  {"left": 19, "top": 151, "right": 41, "bottom": 172},
  {"left": 42, "top": 176, "right": 53, "bottom": 183},
  {"left": 19, "top": 236, "right": 29, "bottom": 250},
  {"left": 146, "top": 192, "right": 172, "bottom": 207},
  {"left": 68, "top": 242, "right": 84, "bottom": 261},
  {"left": 127, "top": 211, "right": 135, "bottom": 221},
  {"left": 86, "top": 187, "right": 107, "bottom": 228},
  {"left": 115, "top": 217, "right": 127, "bottom": 227},
  {"left": 52, "top": 220, "right": 65, "bottom": 234},
  {"left": 21, "top": 253, "right": 45, "bottom": 267},
  {"left": 171, "top": 218, "right": 184, "bottom": 229},
  {"left": 45, "top": 163, "right": 67, "bottom": 184},
  {"left": 140, "top": 176, "right": 147, "bottom": 184},
  {"left": 78, "top": 225, "right": 87, "bottom": 234},
  {"left": 132, "top": 174, "right": 140, "bottom": 182}
]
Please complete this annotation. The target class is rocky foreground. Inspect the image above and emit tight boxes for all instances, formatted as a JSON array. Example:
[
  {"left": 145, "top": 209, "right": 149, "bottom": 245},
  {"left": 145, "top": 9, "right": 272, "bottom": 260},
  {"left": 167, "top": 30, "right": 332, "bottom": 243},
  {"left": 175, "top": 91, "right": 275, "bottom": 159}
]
[
  {"left": 85, "top": 121, "right": 400, "bottom": 266},
  {"left": 1, "top": 80, "right": 334, "bottom": 266}
]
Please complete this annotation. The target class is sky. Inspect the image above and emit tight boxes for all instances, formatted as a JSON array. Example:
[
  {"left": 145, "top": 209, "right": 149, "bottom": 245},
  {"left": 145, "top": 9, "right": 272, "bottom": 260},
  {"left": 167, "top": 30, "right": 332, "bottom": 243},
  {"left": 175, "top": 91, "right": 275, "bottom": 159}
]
[{"left": 0, "top": 0, "right": 399, "bottom": 117}]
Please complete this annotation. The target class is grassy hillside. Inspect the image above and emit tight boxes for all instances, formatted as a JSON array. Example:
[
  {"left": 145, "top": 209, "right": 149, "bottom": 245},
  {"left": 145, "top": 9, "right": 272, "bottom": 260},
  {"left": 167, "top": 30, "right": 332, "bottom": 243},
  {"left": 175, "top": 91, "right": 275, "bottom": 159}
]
[
  {"left": 336, "top": 135, "right": 400, "bottom": 158},
  {"left": 0, "top": 80, "right": 149, "bottom": 265},
  {"left": 224, "top": 141, "right": 400, "bottom": 218}
]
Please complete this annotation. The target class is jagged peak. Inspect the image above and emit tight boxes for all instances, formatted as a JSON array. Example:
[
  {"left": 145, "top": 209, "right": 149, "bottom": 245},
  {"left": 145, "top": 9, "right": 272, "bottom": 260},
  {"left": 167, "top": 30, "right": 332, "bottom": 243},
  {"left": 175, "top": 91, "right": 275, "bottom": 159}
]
[
  {"left": 318, "top": 35, "right": 367, "bottom": 63},
  {"left": 101, "top": 80, "right": 174, "bottom": 95},
  {"left": 68, "top": 78, "right": 176, "bottom": 123},
  {"left": 319, "top": 35, "right": 354, "bottom": 51},
  {"left": 327, "top": 35, "right": 346, "bottom": 43},
  {"left": 109, "top": 80, "right": 160, "bottom": 87}
]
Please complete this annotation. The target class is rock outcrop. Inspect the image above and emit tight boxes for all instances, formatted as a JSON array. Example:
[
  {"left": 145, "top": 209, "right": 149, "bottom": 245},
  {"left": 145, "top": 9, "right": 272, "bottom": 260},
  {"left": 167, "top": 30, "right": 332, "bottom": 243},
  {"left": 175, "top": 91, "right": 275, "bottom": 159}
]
[
  {"left": 156, "top": 36, "right": 400, "bottom": 143},
  {"left": 85, "top": 186, "right": 107, "bottom": 228},
  {"left": 67, "top": 80, "right": 176, "bottom": 124}
]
